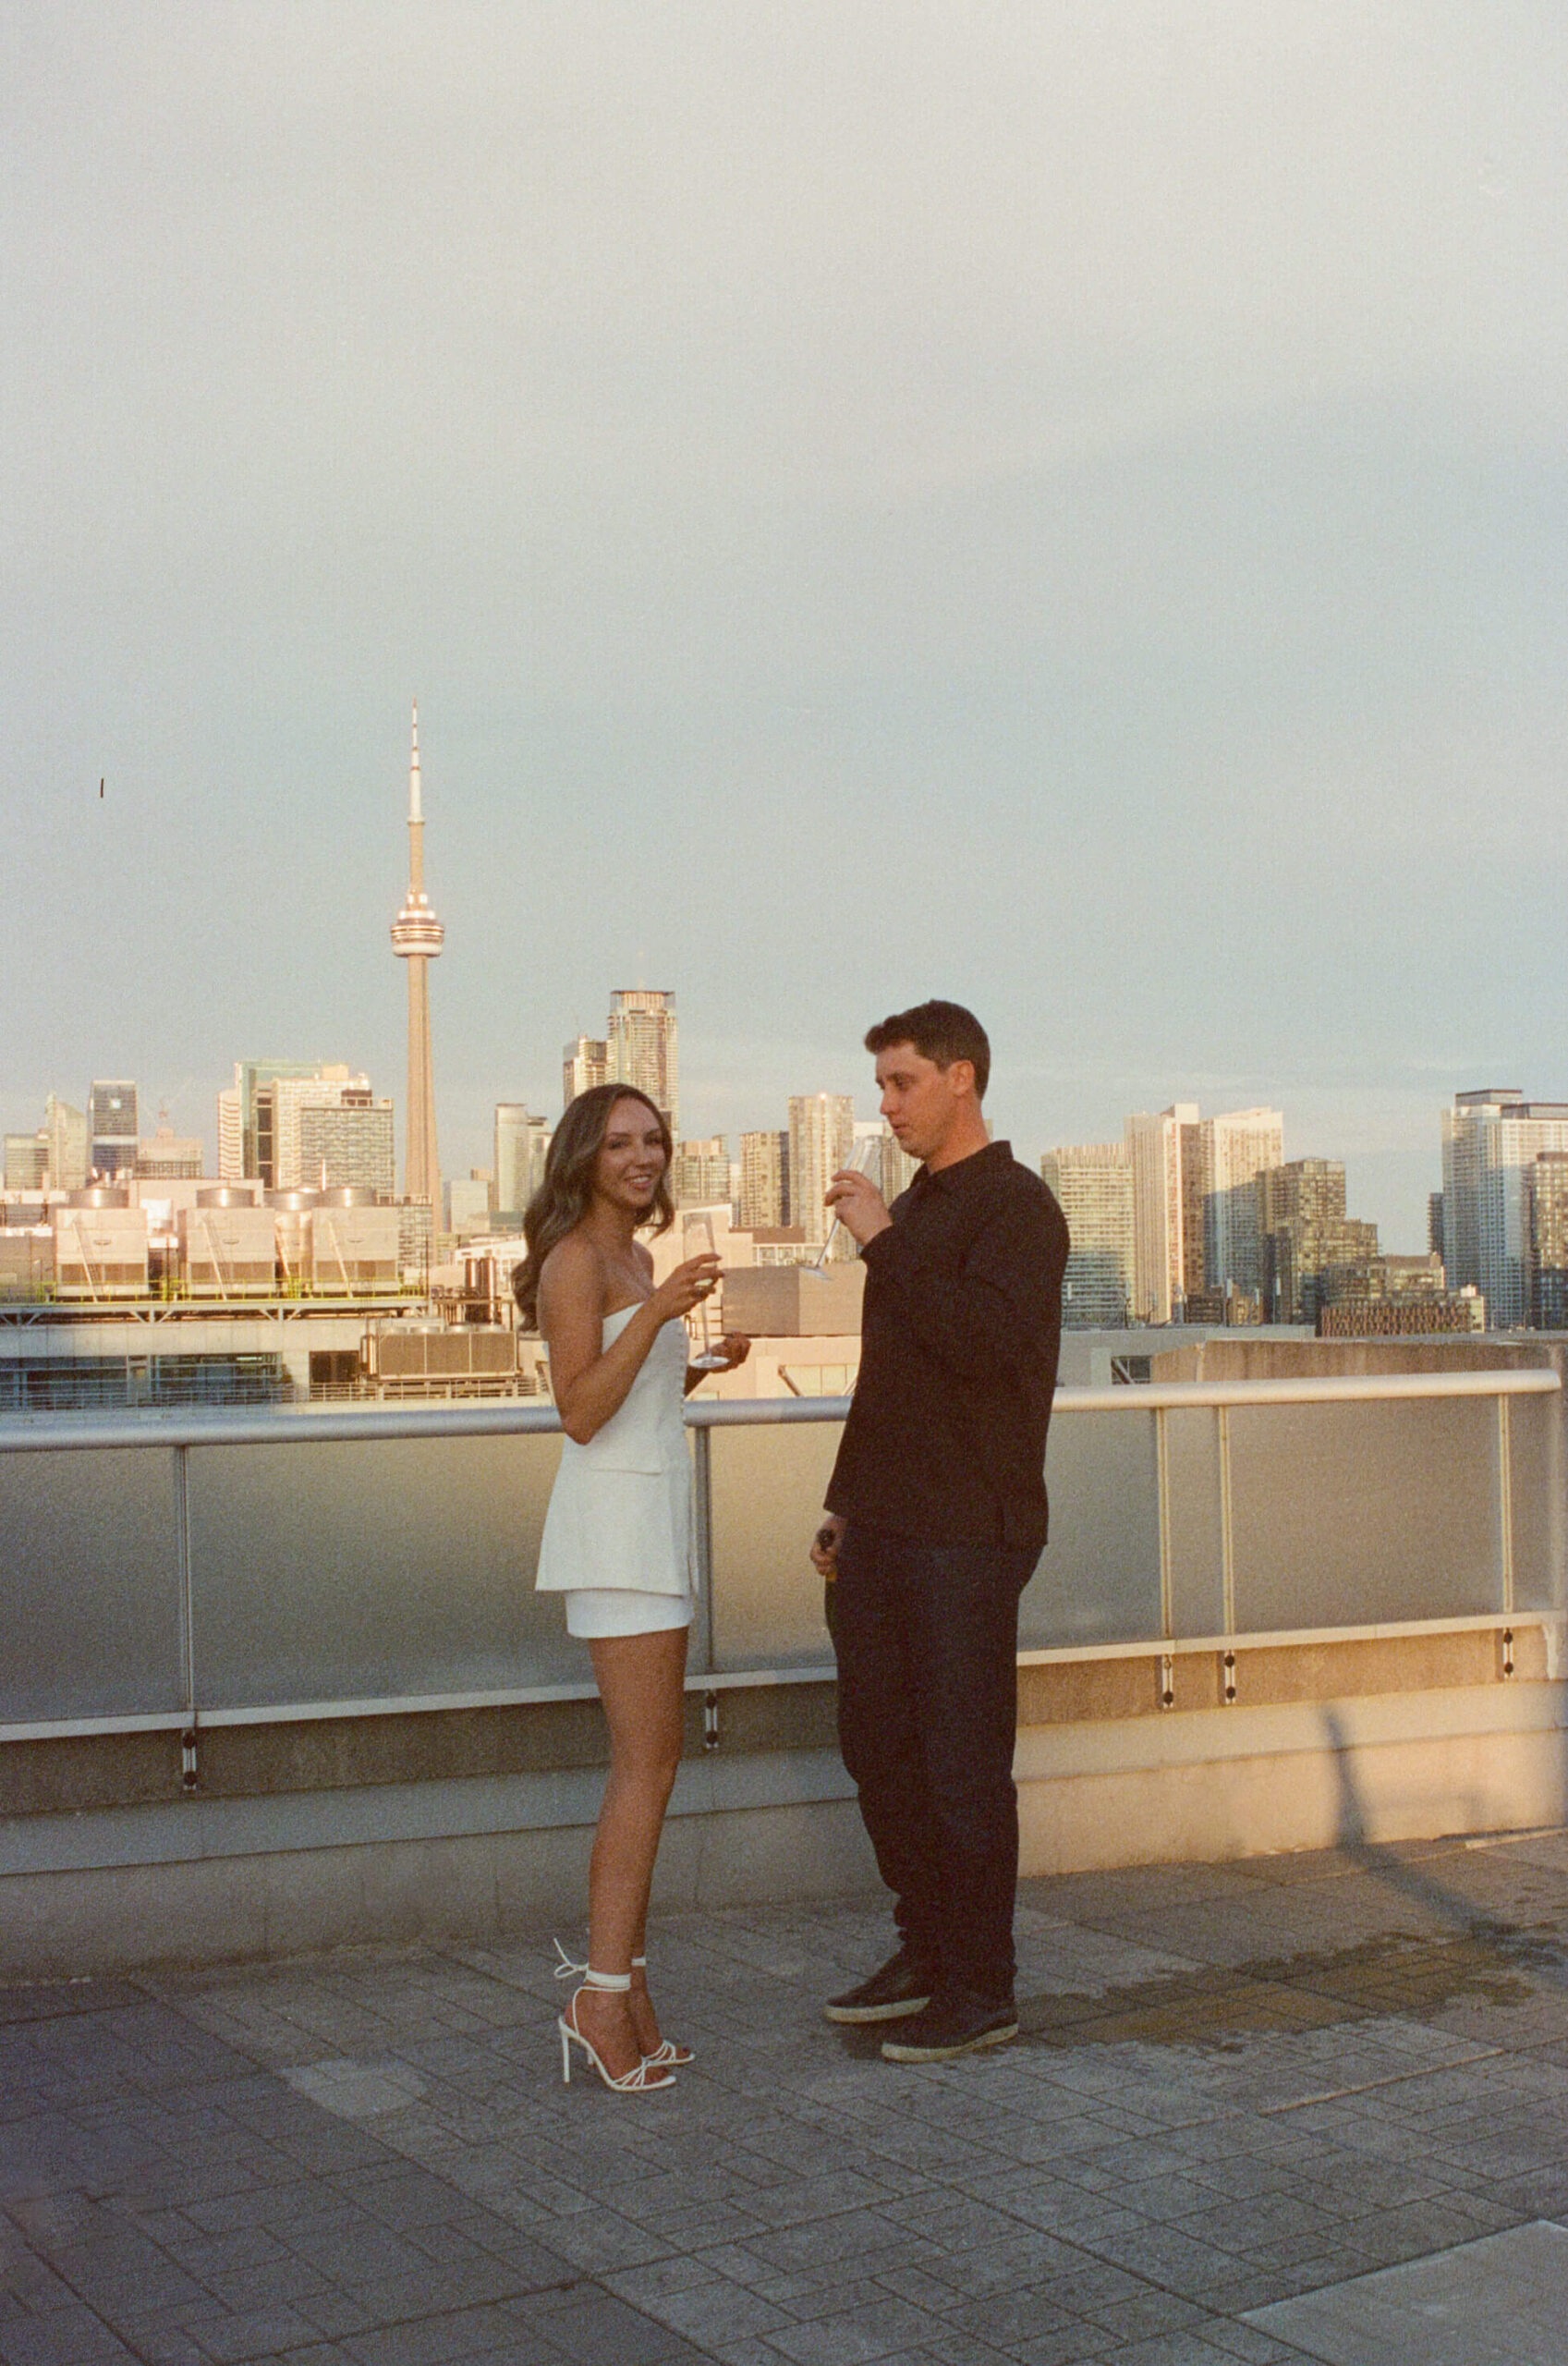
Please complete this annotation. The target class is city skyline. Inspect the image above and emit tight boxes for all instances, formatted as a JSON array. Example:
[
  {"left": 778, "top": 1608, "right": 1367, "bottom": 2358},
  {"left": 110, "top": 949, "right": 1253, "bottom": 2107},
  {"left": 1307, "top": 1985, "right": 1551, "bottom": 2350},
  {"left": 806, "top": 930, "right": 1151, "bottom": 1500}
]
[
  {"left": 6, "top": 1038, "right": 1547, "bottom": 1266},
  {"left": 5, "top": 11, "right": 1562, "bottom": 1260}
]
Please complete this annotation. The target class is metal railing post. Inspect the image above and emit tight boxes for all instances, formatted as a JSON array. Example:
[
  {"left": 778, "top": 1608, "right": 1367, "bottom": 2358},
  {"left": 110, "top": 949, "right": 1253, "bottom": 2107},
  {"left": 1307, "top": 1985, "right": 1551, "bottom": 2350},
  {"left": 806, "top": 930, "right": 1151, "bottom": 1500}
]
[
  {"left": 1155, "top": 1404, "right": 1173, "bottom": 1636},
  {"left": 1218, "top": 1405, "right": 1237, "bottom": 1701},
  {"left": 1156, "top": 1405, "right": 1175, "bottom": 1707},
  {"left": 174, "top": 1445, "right": 199, "bottom": 1788},
  {"left": 1498, "top": 1392, "right": 1515, "bottom": 1620},
  {"left": 692, "top": 1421, "right": 717, "bottom": 1680}
]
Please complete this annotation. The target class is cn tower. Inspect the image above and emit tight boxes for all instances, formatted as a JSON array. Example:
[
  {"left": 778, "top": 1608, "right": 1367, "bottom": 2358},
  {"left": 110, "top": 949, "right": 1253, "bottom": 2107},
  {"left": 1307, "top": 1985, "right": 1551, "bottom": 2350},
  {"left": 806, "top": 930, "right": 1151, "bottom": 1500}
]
[{"left": 389, "top": 701, "right": 444, "bottom": 1209}]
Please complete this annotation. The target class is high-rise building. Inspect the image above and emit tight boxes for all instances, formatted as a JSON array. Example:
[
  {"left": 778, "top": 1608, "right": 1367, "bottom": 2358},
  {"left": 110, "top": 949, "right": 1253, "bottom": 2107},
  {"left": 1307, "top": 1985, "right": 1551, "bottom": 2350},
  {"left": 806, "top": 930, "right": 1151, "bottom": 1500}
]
[
  {"left": 789, "top": 1093, "right": 855, "bottom": 1254},
  {"left": 494, "top": 1104, "right": 552, "bottom": 1217},
  {"left": 447, "top": 1174, "right": 492, "bottom": 1235},
  {"left": 1040, "top": 1144, "right": 1133, "bottom": 1328},
  {"left": 608, "top": 991, "right": 677, "bottom": 1141},
  {"left": 89, "top": 1080, "right": 139, "bottom": 1178},
  {"left": 675, "top": 1136, "right": 729, "bottom": 1207},
  {"left": 1530, "top": 1153, "right": 1568, "bottom": 1329},
  {"left": 389, "top": 702, "right": 444, "bottom": 1209},
  {"left": 1258, "top": 1159, "right": 1379, "bottom": 1324},
  {"left": 255, "top": 1069, "right": 373, "bottom": 1189},
  {"left": 1124, "top": 1104, "right": 1199, "bottom": 1323},
  {"left": 217, "top": 1087, "right": 243, "bottom": 1182},
  {"left": 563, "top": 1036, "right": 611, "bottom": 1106},
  {"left": 1442, "top": 1089, "right": 1568, "bottom": 1328},
  {"left": 739, "top": 1129, "right": 790, "bottom": 1231},
  {"left": 1428, "top": 1191, "right": 1446, "bottom": 1265},
  {"left": 4, "top": 1135, "right": 47, "bottom": 1191},
  {"left": 225, "top": 1061, "right": 322, "bottom": 1179},
  {"left": 298, "top": 1090, "right": 395, "bottom": 1198},
  {"left": 1200, "top": 1108, "right": 1283, "bottom": 1300},
  {"left": 44, "top": 1095, "right": 89, "bottom": 1191}
]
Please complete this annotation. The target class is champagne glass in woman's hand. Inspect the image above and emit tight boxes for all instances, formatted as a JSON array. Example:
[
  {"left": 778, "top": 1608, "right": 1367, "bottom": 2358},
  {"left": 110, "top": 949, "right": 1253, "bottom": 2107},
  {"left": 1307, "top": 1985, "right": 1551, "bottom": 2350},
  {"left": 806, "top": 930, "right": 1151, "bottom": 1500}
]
[{"left": 681, "top": 1213, "right": 728, "bottom": 1368}]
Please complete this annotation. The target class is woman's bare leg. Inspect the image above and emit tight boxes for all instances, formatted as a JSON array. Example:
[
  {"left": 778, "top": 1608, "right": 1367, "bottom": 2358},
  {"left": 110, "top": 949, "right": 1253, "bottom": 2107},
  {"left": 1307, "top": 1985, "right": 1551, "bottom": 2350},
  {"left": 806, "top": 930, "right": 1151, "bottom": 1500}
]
[{"left": 570, "top": 1625, "right": 687, "bottom": 2078}]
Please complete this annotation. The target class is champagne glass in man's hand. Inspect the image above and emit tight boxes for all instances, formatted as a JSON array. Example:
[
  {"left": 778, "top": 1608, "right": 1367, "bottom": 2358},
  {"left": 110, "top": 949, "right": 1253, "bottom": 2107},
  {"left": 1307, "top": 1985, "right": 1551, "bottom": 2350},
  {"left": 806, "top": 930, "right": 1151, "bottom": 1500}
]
[{"left": 813, "top": 1135, "right": 888, "bottom": 1268}]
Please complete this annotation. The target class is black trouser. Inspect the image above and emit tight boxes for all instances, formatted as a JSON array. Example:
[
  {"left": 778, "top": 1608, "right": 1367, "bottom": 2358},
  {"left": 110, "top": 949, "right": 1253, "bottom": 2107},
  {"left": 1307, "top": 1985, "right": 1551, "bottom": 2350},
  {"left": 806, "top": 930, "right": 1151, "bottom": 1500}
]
[{"left": 833, "top": 1521, "right": 1037, "bottom": 2002}]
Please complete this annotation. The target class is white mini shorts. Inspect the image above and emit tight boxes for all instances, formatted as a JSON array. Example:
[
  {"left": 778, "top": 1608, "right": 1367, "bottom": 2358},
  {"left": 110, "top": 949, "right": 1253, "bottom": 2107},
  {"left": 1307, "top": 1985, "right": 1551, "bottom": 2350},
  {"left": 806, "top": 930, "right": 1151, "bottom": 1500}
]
[{"left": 564, "top": 1588, "right": 694, "bottom": 1640}]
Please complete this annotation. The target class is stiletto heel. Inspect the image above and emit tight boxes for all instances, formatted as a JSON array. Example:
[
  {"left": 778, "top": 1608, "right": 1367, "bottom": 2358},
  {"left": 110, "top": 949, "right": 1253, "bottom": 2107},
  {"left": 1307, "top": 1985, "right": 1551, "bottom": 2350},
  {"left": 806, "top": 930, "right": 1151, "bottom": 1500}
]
[
  {"left": 552, "top": 1945, "right": 675, "bottom": 2093},
  {"left": 632, "top": 1950, "right": 695, "bottom": 2068}
]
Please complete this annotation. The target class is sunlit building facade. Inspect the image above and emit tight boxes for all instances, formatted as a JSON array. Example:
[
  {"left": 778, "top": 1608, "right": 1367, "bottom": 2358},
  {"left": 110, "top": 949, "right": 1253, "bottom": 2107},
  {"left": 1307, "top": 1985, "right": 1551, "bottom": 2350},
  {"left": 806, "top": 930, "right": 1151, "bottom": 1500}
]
[
  {"left": 1041, "top": 1143, "right": 1133, "bottom": 1327},
  {"left": 563, "top": 1036, "right": 611, "bottom": 1106},
  {"left": 494, "top": 1104, "right": 552, "bottom": 1218},
  {"left": 675, "top": 1136, "right": 729, "bottom": 1207},
  {"left": 1125, "top": 1103, "right": 1199, "bottom": 1324},
  {"left": 739, "top": 1129, "right": 790, "bottom": 1231},
  {"left": 45, "top": 1095, "right": 90, "bottom": 1191},
  {"left": 1200, "top": 1107, "right": 1283, "bottom": 1301},
  {"left": 1442, "top": 1089, "right": 1568, "bottom": 1329},
  {"left": 298, "top": 1092, "right": 395, "bottom": 1199},
  {"left": 608, "top": 991, "right": 678, "bottom": 1142}
]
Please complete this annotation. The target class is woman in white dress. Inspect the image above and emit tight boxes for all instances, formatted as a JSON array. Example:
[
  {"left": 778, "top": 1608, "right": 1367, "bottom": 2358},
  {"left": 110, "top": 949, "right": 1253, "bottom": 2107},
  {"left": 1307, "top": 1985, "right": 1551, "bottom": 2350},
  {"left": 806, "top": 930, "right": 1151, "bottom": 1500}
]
[{"left": 516, "top": 1085, "right": 748, "bottom": 2092}]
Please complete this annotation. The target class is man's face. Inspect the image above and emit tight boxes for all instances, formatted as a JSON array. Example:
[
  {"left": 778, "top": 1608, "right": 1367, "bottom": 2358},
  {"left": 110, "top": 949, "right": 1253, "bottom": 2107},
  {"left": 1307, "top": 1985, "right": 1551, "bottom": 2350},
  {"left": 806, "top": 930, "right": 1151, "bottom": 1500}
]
[{"left": 875, "top": 1043, "right": 972, "bottom": 1165}]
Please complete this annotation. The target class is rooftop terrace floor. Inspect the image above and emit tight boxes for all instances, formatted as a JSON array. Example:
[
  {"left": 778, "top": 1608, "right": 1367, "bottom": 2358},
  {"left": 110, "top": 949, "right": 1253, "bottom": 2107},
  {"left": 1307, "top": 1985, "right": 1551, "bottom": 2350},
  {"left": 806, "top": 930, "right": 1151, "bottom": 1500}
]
[{"left": 5, "top": 1832, "right": 1568, "bottom": 2366}]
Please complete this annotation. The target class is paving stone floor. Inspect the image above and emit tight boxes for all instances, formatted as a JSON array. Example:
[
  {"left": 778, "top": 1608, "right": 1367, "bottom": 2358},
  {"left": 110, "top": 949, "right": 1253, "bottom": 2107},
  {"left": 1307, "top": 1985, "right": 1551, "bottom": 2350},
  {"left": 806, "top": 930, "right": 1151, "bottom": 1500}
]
[{"left": 4, "top": 1828, "right": 1568, "bottom": 2365}]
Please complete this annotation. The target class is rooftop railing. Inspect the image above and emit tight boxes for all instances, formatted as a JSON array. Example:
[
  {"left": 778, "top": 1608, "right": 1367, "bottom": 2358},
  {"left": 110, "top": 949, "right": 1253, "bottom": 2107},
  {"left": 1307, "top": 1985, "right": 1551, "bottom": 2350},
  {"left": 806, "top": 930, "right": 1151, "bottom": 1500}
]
[{"left": 1, "top": 1369, "right": 1561, "bottom": 1746}]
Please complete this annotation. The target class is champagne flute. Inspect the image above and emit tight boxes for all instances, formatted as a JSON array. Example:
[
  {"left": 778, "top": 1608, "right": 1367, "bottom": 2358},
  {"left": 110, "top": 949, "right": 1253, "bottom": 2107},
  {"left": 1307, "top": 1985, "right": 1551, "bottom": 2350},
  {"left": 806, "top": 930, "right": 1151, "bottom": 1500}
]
[
  {"left": 682, "top": 1213, "right": 728, "bottom": 1369},
  {"left": 809, "top": 1133, "right": 883, "bottom": 1273}
]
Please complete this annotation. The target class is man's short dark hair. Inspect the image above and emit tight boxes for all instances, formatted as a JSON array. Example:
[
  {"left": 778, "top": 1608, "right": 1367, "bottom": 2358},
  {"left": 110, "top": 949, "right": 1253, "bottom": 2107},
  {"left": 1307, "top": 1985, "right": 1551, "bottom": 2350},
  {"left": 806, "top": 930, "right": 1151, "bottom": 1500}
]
[{"left": 864, "top": 1000, "right": 991, "bottom": 1100}]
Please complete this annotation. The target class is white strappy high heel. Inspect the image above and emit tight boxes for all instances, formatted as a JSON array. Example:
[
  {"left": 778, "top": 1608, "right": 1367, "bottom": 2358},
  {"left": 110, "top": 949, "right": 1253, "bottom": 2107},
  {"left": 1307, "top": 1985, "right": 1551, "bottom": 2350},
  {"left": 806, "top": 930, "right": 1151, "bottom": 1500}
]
[
  {"left": 553, "top": 1949, "right": 675, "bottom": 2093},
  {"left": 553, "top": 1940, "right": 693, "bottom": 2074}
]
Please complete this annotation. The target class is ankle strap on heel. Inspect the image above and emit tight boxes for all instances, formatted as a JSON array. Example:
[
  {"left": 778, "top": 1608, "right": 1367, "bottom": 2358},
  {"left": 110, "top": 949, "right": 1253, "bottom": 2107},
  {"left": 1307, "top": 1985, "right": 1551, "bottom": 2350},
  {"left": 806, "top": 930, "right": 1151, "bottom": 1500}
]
[{"left": 552, "top": 1938, "right": 632, "bottom": 1993}]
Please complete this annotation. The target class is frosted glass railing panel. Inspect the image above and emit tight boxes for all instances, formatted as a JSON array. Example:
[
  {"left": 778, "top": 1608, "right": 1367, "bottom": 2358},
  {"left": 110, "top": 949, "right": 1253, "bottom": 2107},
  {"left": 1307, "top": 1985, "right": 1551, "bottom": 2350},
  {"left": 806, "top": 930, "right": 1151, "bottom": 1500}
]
[
  {"left": 1506, "top": 1390, "right": 1560, "bottom": 1614},
  {"left": 188, "top": 1433, "right": 582, "bottom": 1705},
  {"left": 1228, "top": 1397, "right": 1502, "bottom": 1631},
  {"left": 707, "top": 1420, "right": 844, "bottom": 1670},
  {"left": 0, "top": 1449, "right": 180, "bottom": 1721},
  {"left": 1164, "top": 1408, "right": 1225, "bottom": 1637},
  {"left": 1023, "top": 1409, "right": 1161, "bottom": 1647}
]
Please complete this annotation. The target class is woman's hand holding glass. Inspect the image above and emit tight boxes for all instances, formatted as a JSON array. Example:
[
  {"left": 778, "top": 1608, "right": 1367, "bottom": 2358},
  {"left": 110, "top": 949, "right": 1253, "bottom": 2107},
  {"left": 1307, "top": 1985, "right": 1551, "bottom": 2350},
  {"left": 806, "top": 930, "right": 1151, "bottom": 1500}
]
[
  {"left": 648, "top": 1252, "right": 722, "bottom": 1326},
  {"left": 679, "top": 1214, "right": 735, "bottom": 1370}
]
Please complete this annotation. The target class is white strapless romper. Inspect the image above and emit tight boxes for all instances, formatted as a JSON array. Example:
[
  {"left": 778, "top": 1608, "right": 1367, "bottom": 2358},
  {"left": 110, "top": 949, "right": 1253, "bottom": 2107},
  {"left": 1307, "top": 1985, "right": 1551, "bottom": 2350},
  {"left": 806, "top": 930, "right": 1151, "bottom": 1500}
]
[{"left": 535, "top": 1304, "right": 696, "bottom": 1640}]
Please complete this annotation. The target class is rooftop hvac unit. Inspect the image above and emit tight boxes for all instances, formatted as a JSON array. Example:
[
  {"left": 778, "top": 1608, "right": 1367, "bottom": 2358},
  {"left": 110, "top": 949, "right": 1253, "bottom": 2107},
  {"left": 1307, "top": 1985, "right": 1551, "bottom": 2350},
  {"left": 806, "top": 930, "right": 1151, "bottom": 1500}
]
[
  {"left": 177, "top": 1203, "right": 277, "bottom": 1296},
  {"left": 307, "top": 1206, "right": 400, "bottom": 1289},
  {"left": 377, "top": 1326, "right": 517, "bottom": 1378}
]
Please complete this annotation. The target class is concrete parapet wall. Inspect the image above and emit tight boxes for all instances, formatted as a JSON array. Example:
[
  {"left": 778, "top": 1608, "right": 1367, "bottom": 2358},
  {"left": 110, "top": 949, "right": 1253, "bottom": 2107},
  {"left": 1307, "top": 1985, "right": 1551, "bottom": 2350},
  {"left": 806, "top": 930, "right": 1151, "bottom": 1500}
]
[
  {"left": 0, "top": 1628, "right": 1562, "bottom": 1978},
  {"left": 1150, "top": 1335, "right": 1566, "bottom": 1383}
]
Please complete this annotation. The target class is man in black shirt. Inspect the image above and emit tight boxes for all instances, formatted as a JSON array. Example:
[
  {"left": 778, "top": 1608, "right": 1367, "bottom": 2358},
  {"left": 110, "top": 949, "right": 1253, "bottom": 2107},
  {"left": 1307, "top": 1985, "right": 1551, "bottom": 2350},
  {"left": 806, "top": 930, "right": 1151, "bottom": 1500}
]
[{"left": 809, "top": 1001, "right": 1069, "bottom": 2061}]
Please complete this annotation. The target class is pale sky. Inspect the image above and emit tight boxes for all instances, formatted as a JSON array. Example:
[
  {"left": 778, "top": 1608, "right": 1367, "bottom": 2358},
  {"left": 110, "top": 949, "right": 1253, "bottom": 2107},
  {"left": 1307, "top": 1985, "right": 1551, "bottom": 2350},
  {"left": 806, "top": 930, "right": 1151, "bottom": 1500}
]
[{"left": 5, "top": 2, "right": 1565, "bottom": 1244}]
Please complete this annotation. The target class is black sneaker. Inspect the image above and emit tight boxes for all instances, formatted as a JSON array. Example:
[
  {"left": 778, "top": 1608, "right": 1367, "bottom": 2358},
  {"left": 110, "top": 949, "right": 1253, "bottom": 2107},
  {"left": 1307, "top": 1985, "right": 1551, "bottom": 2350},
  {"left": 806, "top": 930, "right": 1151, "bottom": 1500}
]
[
  {"left": 822, "top": 1949, "right": 935, "bottom": 2024},
  {"left": 880, "top": 1987, "right": 1018, "bottom": 2061}
]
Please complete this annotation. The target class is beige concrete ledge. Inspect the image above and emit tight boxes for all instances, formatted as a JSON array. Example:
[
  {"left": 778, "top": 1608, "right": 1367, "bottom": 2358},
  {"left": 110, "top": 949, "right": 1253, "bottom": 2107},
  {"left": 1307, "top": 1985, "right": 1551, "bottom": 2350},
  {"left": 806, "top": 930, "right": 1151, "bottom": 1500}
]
[
  {"left": 0, "top": 1796, "right": 881, "bottom": 1981},
  {"left": 1016, "top": 1682, "right": 1568, "bottom": 1872},
  {"left": 3, "top": 1629, "right": 1546, "bottom": 1821},
  {"left": 0, "top": 1678, "right": 1562, "bottom": 1979}
]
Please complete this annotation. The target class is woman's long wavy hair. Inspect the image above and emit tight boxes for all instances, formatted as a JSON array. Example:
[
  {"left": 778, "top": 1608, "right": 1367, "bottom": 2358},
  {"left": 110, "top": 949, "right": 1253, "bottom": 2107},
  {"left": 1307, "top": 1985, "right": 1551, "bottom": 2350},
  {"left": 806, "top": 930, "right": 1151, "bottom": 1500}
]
[{"left": 513, "top": 1083, "right": 675, "bottom": 1329}]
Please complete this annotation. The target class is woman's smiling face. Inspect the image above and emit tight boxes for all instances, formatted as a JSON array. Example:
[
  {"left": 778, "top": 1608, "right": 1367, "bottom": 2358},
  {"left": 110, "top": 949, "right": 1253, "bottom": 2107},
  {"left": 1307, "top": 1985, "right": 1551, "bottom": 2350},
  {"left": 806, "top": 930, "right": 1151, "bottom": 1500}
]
[{"left": 593, "top": 1096, "right": 667, "bottom": 1216}]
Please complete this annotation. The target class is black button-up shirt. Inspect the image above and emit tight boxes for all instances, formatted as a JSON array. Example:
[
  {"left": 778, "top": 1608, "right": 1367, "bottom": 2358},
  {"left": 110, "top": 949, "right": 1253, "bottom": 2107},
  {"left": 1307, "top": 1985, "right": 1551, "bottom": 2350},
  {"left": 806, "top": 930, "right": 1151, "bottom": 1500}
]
[{"left": 825, "top": 1140, "right": 1070, "bottom": 1552}]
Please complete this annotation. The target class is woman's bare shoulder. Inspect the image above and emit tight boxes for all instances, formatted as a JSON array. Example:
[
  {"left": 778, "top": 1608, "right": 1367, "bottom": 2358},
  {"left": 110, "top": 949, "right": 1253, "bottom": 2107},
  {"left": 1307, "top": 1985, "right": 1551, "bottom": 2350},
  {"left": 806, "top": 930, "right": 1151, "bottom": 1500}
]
[{"left": 539, "top": 1230, "right": 602, "bottom": 1306}]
